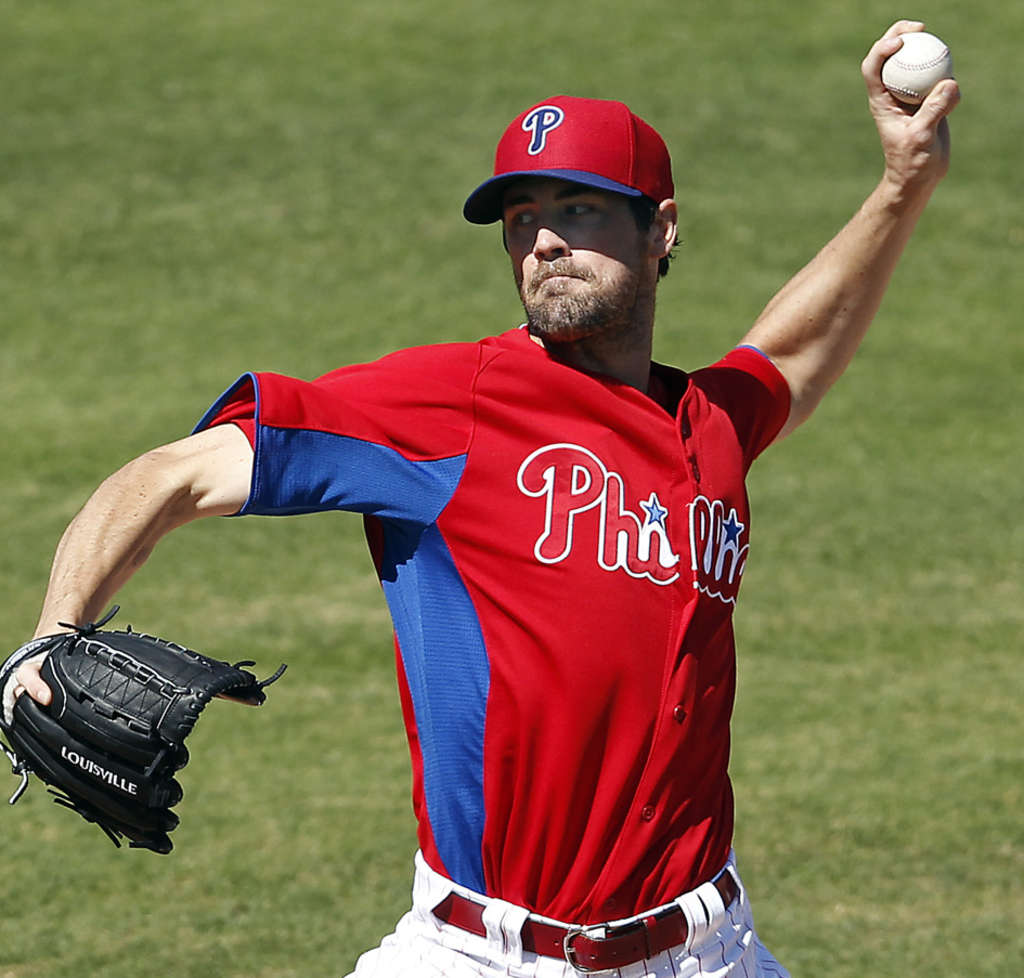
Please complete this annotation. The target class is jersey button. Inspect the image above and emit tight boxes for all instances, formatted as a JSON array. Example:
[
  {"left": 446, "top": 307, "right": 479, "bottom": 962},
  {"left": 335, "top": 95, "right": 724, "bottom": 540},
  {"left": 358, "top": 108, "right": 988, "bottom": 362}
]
[
  {"left": 673, "top": 705, "right": 687, "bottom": 723},
  {"left": 640, "top": 805, "right": 656, "bottom": 822}
]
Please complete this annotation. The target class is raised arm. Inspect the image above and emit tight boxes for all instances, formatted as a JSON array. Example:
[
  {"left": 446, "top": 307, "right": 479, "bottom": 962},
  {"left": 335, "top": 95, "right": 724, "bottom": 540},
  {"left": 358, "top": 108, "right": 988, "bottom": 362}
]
[
  {"left": 16, "top": 423, "right": 253, "bottom": 701},
  {"left": 744, "top": 20, "right": 960, "bottom": 439}
]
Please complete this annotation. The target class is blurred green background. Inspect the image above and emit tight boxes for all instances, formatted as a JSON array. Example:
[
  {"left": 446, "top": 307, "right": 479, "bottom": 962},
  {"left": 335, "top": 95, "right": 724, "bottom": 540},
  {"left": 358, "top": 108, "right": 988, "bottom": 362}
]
[{"left": 2, "top": 1, "right": 1020, "bottom": 975}]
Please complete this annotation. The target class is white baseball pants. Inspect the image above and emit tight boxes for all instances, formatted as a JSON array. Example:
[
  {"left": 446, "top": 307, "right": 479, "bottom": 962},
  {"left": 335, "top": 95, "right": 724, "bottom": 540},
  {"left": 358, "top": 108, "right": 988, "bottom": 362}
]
[{"left": 346, "top": 851, "right": 790, "bottom": 978}]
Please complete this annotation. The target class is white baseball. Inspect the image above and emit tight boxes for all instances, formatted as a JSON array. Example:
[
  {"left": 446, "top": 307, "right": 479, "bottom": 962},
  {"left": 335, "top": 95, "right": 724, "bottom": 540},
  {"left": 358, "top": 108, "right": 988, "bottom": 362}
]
[{"left": 881, "top": 32, "right": 954, "bottom": 105}]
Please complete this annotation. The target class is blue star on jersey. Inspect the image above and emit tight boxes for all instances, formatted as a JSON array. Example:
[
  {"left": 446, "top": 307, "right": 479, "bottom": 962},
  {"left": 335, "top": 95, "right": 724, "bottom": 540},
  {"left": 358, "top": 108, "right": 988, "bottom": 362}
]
[
  {"left": 722, "top": 512, "right": 744, "bottom": 545},
  {"left": 640, "top": 492, "right": 669, "bottom": 529}
]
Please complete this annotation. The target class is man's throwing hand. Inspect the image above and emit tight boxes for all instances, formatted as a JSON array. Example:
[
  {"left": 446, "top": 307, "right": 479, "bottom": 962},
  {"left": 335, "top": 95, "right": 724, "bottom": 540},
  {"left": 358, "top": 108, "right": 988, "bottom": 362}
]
[{"left": 863, "top": 21, "right": 961, "bottom": 199}]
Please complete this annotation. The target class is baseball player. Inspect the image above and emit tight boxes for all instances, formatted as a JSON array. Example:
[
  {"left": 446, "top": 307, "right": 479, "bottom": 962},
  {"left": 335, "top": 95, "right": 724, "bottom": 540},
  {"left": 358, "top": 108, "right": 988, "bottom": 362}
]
[{"left": 11, "top": 21, "right": 957, "bottom": 977}]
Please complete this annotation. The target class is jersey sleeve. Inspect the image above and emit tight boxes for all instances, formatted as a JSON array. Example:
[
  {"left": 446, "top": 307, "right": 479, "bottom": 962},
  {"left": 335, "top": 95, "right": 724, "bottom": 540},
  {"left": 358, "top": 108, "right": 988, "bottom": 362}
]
[
  {"left": 690, "top": 345, "right": 791, "bottom": 468},
  {"left": 193, "top": 343, "right": 483, "bottom": 524},
  {"left": 202, "top": 390, "right": 257, "bottom": 446}
]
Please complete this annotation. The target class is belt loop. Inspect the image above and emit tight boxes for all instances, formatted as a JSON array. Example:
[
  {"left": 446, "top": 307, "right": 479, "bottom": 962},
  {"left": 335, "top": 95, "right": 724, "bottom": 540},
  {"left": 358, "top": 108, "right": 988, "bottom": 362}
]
[
  {"left": 722, "top": 850, "right": 742, "bottom": 901},
  {"left": 722, "top": 860, "right": 742, "bottom": 906},
  {"left": 673, "top": 890, "right": 704, "bottom": 951},
  {"left": 673, "top": 879, "right": 720, "bottom": 950},
  {"left": 413, "top": 851, "right": 454, "bottom": 928},
  {"left": 481, "top": 899, "right": 530, "bottom": 967}
]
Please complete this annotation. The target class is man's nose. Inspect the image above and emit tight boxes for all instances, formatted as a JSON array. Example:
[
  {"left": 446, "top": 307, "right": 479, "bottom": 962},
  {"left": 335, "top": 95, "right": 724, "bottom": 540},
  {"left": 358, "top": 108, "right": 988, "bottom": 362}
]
[{"left": 533, "top": 226, "right": 570, "bottom": 261}]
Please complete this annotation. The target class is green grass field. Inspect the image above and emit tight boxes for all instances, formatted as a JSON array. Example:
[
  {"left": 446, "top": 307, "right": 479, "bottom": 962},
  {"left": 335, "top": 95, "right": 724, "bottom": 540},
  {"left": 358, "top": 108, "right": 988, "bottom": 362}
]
[{"left": 2, "top": 1, "right": 1021, "bottom": 975}]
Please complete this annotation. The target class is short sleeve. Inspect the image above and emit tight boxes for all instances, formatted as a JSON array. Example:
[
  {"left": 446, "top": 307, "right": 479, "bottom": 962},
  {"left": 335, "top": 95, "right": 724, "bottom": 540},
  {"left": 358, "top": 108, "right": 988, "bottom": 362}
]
[
  {"left": 199, "top": 380, "right": 257, "bottom": 446},
  {"left": 193, "top": 343, "right": 485, "bottom": 522},
  {"left": 690, "top": 345, "right": 791, "bottom": 469}
]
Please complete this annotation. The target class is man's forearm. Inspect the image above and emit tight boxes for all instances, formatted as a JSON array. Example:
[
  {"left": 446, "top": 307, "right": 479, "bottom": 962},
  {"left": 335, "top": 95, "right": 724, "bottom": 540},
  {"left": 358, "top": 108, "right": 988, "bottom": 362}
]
[
  {"left": 34, "top": 426, "right": 253, "bottom": 636},
  {"left": 35, "top": 459, "right": 191, "bottom": 635},
  {"left": 744, "top": 175, "right": 935, "bottom": 436}
]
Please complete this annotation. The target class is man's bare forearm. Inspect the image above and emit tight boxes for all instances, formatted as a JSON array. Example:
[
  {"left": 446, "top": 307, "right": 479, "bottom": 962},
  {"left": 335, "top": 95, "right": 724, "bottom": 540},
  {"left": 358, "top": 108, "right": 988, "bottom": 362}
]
[
  {"left": 34, "top": 425, "right": 253, "bottom": 636},
  {"left": 744, "top": 175, "right": 935, "bottom": 436}
]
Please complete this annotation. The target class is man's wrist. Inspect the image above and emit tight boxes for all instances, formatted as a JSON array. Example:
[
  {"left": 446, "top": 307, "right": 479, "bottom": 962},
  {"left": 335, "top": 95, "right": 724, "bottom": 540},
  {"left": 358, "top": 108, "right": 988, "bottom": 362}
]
[{"left": 875, "top": 168, "right": 940, "bottom": 217}]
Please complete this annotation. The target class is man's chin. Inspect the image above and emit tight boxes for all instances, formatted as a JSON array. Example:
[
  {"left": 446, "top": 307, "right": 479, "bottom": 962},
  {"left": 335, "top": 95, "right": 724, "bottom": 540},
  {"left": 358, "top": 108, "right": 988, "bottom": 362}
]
[
  {"left": 527, "top": 324, "right": 586, "bottom": 344},
  {"left": 525, "top": 313, "right": 606, "bottom": 345}
]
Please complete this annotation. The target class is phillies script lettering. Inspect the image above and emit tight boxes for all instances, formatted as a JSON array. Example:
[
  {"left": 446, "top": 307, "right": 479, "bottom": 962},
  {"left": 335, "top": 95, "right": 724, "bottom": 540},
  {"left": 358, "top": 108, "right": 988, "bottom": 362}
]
[
  {"left": 517, "top": 443, "right": 680, "bottom": 585},
  {"left": 688, "top": 494, "right": 748, "bottom": 605},
  {"left": 61, "top": 745, "right": 139, "bottom": 796}
]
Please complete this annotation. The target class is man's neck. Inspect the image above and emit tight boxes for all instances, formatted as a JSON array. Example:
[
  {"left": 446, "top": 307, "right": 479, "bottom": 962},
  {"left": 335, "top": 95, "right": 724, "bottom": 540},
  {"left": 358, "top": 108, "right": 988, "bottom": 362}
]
[{"left": 531, "top": 325, "right": 654, "bottom": 392}]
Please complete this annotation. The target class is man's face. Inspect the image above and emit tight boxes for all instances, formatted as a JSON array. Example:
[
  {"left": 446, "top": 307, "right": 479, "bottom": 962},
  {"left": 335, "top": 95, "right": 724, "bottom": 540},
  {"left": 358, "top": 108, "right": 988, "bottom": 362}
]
[{"left": 501, "top": 178, "right": 657, "bottom": 344}]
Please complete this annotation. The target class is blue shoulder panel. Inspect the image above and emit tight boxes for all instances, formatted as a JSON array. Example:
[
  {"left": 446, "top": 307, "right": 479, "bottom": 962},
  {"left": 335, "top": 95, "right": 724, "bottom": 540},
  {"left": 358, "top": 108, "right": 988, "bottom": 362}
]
[{"left": 246, "top": 426, "right": 467, "bottom": 526}]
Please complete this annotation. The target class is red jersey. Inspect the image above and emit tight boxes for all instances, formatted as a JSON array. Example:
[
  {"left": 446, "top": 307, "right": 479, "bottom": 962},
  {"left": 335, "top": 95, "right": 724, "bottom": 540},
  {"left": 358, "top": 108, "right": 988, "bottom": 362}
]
[{"left": 195, "top": 327, "right": 790, "bottom": 923}]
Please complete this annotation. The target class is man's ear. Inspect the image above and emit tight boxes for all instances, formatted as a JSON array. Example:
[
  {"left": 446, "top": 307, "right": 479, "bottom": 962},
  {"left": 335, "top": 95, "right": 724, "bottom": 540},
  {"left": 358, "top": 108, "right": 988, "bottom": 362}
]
[{"left": 649, "top": 199, "right": 678, "bottom": 260}]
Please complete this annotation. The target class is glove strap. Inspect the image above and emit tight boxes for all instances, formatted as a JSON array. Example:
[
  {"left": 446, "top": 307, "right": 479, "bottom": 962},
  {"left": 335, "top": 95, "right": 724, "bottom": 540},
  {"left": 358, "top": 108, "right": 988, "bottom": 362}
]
[
  {"left": 257, "top": 663, "right": 288, "bottom": 688},
  {"left": 57, "top": 604, "right": 121, "bottom": 637},
  {"left": 1, "top": 740, "right": 31, "bottom": 805},
  {"left": 232, "top": 660, "right": 288, "bottom": 689}
]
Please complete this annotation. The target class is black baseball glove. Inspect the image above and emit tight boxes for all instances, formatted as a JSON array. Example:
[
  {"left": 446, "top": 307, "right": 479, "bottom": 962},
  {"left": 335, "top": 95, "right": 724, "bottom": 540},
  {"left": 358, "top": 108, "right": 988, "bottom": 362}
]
[{"left": 0, "top": 608, "right": 285, "bottom": 853}]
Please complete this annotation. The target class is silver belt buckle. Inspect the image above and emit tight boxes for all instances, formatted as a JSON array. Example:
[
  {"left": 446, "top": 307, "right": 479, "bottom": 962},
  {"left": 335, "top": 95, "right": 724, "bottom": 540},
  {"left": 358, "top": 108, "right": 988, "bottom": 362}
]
[{"left": 562, "top": 924, "right": 607, "bottom": 974}]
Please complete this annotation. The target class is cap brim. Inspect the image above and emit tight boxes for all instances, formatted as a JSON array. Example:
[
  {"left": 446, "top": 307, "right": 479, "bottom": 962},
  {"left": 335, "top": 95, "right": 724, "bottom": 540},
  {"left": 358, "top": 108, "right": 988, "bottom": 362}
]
[{"left": 463, "top": 169, "right": 645, "bottom": 224}]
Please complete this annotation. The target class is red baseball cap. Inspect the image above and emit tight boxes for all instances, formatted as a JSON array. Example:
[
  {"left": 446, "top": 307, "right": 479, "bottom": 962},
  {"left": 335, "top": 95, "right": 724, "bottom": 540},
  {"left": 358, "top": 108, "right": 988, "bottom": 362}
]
[{"left": 463, "top": 95, "right": 674, "bottom": 224}]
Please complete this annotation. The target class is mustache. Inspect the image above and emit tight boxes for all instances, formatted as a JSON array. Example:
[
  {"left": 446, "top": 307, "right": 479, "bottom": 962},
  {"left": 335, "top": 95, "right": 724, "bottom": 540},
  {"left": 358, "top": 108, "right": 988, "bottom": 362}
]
[{"left": 528, "top": 260, "right": 595, "bottom": 291}]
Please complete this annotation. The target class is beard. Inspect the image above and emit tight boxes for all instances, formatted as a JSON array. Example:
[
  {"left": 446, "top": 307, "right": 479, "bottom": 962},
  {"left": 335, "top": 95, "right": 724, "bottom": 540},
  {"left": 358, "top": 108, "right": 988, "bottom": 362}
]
[{"left": 519, "top": 258, "right": 647, "bottom": 345}]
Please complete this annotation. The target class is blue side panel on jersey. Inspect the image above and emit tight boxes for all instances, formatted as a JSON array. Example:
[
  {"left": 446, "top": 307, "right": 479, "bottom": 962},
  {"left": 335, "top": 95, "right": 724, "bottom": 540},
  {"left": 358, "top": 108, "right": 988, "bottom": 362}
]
[
  {"left": 193, "top": 393, "right": 490, "bottom": 889},
  {"left": 379, "top": 523, "right": 490, "bottom": 893}
]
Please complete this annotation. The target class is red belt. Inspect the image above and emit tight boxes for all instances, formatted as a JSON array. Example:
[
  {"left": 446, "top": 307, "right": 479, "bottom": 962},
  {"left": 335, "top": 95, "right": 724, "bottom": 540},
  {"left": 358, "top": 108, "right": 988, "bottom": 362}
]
[{"left": 431, "top": 871, "right": 739, "bottom": 974}]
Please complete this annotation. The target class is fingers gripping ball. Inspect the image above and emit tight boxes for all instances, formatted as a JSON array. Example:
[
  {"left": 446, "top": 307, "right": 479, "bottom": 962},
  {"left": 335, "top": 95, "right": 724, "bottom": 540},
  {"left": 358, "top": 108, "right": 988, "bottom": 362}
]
[
  {"left": 0, "top": 609, "right": 286, "bottom": 853},
  {"left": 881, "top": 32, "right": 954, "bottom": 105}
]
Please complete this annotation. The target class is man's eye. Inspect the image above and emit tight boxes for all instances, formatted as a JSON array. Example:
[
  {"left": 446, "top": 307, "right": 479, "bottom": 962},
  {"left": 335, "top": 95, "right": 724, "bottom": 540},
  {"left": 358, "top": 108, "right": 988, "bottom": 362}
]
[
  {"left": 509, "top": 211, "right": 536, "bottom": 226},
  {"left": 565, "top": 203, "right": 601, "bottom": 219}
]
